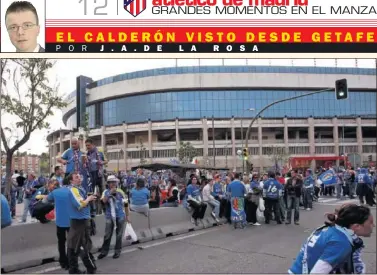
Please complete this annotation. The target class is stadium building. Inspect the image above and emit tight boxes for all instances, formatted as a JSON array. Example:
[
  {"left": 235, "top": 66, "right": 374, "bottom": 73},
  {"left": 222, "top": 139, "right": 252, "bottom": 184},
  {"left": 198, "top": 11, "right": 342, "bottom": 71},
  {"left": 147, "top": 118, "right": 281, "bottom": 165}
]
[{"left": 47, "top": 65, "right": 377, "bottom": 172}]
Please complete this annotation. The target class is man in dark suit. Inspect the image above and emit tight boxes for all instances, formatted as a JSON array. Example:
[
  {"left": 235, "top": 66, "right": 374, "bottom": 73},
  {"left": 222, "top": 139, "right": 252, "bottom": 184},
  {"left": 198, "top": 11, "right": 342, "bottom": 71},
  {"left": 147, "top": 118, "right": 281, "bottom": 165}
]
[{"left": 5, "top": 1, "right": 44, "bottom": 53}]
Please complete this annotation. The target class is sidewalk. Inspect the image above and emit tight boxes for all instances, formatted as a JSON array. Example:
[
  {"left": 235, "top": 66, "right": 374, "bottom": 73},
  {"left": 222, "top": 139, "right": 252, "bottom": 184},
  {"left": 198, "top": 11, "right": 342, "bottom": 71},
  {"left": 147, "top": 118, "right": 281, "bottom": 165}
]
[{"left": 12, "top": 202, "right": 37, "bottom": 225}]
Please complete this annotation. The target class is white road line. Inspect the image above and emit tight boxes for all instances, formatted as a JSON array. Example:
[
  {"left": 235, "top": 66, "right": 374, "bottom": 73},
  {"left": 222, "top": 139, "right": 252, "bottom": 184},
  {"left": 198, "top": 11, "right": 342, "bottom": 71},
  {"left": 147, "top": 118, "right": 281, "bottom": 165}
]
[
  {"left": 27, "top": 227, "right": 221, "bottom": 274},
  {"left": 137, "top": 227, "right": 220, "bottom": 249}
]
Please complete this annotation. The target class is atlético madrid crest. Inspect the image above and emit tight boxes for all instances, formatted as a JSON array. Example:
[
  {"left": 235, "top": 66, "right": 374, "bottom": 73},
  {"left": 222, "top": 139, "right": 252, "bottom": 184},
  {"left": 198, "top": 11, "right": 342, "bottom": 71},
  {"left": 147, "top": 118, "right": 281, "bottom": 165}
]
[{"left": 124, "top": 0, "right": 147, "bottom": 17}]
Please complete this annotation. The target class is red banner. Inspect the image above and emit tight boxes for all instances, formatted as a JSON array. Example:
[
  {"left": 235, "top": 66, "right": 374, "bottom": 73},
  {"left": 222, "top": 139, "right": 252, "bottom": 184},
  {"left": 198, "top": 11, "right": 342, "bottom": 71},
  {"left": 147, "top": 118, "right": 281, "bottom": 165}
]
[{"left": 46, "top": 27, "right": 377, "bottom": 43}]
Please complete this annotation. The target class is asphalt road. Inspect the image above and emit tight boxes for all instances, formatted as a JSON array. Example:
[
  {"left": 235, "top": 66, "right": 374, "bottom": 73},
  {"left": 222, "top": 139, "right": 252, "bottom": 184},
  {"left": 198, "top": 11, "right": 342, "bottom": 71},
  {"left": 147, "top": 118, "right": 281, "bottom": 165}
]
[{"left": 13, "top": 202, "right": 376, "bottom": 274}]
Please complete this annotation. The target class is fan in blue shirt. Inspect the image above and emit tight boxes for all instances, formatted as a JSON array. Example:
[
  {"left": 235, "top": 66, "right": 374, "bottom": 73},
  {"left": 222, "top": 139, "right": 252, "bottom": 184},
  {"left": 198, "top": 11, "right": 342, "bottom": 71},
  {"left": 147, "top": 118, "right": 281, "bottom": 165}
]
[
  {"left": 289, "top": 204, "right": 374, "bottom": 274},
  {"left": 1, "top": 194, "right": 11, "bottom": 229},
  {"left": 47, "top": 182, "right": 71, "bottom": 269}
]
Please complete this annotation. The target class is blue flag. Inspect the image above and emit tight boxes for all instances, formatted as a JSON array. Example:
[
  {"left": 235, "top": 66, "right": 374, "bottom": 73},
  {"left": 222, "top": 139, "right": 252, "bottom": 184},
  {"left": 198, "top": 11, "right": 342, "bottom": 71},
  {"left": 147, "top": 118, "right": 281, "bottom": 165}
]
[{"left": 319, "top": 170, "right": 337, "bottom": 186}]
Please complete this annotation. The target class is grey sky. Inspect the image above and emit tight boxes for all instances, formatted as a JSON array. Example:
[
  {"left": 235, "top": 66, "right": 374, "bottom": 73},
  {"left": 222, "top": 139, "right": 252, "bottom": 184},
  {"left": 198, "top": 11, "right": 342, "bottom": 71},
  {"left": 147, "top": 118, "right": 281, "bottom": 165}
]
[{"left": 2, "top": 58, "right": 375, "bottom": 155}]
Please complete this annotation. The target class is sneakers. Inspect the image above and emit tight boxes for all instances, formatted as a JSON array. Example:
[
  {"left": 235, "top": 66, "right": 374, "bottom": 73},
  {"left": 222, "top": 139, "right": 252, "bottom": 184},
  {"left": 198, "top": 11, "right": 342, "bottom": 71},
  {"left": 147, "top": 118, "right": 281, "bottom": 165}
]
[
  {"left": 211, "top": 212, "right": 220, "bottom": 223},
  {"left": 306, "top": 208, "right": 311, "bottom": 211},
  {"left": 252, "top": 222, "right": 261, "bottom": 226},
  {"left": 97, "top": 253, "right": 107, "bottom": 260}
]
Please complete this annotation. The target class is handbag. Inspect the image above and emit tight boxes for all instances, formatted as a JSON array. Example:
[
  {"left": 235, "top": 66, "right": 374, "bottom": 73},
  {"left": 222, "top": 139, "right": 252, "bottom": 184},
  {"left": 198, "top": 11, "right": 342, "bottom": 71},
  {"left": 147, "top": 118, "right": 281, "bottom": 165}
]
[
  {"left": 124, "top": 223, "right": 138, "bottom": 242},
  {"left": 258, "top": 197, "right": 265, "bottom": 212}
]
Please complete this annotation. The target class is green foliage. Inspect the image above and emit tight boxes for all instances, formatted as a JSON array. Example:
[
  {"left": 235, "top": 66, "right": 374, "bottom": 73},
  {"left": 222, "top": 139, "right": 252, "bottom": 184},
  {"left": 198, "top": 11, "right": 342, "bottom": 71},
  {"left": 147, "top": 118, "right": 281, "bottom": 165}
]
[
  {"left": 39, "top": 152, "right": 50, "bottom": 175},
  {"left": 178, "top": 141, "right": 197, "bottom": 164},
  {"left": 138, "top": 139, "right": 147, "bottom": 165},
  {"left": 0, "top": 59, "right": 66, "bottom": 198}
]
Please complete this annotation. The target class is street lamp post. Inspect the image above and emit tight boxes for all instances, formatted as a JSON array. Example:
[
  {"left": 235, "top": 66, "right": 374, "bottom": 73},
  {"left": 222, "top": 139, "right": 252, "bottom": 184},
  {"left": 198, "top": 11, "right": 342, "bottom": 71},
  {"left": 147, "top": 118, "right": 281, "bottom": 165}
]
[
  {"left": 117, "top": 148, "right": 124, "bottom": 173},
  {"left": 244, "top": 88, "right": 334, "bottom": 152},
  {"left": 241, "top": 108, "right": 255, "bottom": 174}
]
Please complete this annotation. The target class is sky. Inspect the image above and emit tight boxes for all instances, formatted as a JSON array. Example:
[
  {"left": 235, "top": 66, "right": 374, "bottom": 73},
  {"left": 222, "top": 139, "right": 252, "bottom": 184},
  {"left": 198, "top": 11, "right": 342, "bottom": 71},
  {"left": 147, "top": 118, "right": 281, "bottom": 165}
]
[{"left": 1, "top": 58, "right": 376, "bottom": 155}]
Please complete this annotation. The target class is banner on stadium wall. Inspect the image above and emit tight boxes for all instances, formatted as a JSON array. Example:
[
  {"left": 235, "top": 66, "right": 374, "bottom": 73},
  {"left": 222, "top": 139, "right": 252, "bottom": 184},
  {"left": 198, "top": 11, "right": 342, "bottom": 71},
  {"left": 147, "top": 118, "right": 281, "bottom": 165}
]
[{"left": 2, "top": 0, "right": 377, "bottom": 53}]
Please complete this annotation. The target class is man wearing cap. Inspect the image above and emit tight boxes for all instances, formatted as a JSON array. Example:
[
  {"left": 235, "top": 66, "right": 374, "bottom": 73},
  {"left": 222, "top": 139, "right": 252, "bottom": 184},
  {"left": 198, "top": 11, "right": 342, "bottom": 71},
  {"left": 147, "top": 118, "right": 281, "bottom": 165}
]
[{"left": 98, "top": 175, "right": 130, "bottom": 260}]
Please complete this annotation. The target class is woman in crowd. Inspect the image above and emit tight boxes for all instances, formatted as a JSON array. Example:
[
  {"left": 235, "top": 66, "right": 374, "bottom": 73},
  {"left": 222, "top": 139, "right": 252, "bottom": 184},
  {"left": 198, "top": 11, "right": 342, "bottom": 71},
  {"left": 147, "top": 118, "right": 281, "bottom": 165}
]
[
  {"left": 289, "top": 203, "right": 374, "bottom": 274},
  {"left": 162, "top": 179, "right": 179, "bottom": 207},
  {"left": 245, "top": 174, "right": 262, "bottom": 226},
  {"left": 130, "top": 178, "right": 150, "bottom": 216},
  {"left": 186, "top": 176, "right": 207, "bottom": 226}
]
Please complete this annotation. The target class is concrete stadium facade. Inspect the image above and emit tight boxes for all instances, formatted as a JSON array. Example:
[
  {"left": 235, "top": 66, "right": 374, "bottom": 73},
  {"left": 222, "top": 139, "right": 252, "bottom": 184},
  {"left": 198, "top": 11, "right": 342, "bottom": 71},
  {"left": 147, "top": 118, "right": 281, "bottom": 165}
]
[{"left": 47, "top": 65, "right": 377, "bottom": 172}]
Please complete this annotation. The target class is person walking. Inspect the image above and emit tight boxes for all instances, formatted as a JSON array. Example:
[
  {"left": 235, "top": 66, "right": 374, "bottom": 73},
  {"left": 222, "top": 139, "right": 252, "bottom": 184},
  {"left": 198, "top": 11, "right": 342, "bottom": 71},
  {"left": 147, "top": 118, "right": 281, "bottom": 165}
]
[
  {"left": 98, "top": 175, "right": 130, "bottom": 259},
  {"left": 285, "top": 170, "right": 303, "bottom": 225},
  {"left": 303, "top": 169, "right": 315, "bottom": 210},
  {"left": 20, "top": 172, "right": 38, "bottom": 223},
  {"left": 47, "top": 178, "right": 72, "bottom": 270},
  {"left": 66, "top": 172, "right": 97, "bottom": 274}
]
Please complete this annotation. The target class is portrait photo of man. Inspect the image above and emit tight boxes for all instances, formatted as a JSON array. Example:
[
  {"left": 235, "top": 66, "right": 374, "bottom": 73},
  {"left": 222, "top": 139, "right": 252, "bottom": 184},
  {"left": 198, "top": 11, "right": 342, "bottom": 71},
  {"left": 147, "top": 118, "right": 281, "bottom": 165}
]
[{"left": 2, "top": 1, "right": 45, "bottom": 52}]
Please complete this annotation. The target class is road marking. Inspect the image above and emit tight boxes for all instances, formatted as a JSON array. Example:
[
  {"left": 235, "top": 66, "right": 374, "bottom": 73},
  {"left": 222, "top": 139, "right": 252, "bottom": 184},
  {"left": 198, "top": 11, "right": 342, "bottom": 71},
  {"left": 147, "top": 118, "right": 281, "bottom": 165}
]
[
  {"left": 318, "top": 198, "right": 358, "bottom": 205},
  {"left": 23, "top": 227, "right": 221, "bottom": 274},
  {"left": 137, "top": 227, "right": 220, "bottom": 249}
]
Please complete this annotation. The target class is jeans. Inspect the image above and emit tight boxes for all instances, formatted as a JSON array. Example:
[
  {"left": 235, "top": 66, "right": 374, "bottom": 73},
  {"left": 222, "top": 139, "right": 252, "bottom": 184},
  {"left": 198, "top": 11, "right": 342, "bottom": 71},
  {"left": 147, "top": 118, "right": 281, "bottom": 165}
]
[
  {"left": 206, "top": 200, "right": 220, "bottom": 218},
  {"left": 17, "top": 187, "right": 24, "bottom": 203},
  {"left": 303, "top": 188, "right": 313, "bottom": 209},
  {"left": 10, "top": 192, "right": 16, "bottom": 217},
  {"left": 100, "top": 218, "right": 125, "bottom": 255},
  {"left": 22, "top": 198, "right": 32, "bottom": 222},
  {"left": 286, "top": 195, "right": 300, "bottom": 223},
  {"left": 162, "top": 201, "right": 178, "bottom": 207},
  {"left": 336, "top": 184, "right": 343, "bottom": 199},
  {"left": 57, "top": 226, "right": 70, "bottom": 266},
  {"left": 348, "top": 181, "right": 356, "bottom": 197},
  {"left": 130, "top": 204, "right": 149, "bottom": 217},
  {"left": 279, "top": 196, "right": 286, "bottom": 220},
  {"left": 216, "top": 197, "right": 227, "bottom": 218}
]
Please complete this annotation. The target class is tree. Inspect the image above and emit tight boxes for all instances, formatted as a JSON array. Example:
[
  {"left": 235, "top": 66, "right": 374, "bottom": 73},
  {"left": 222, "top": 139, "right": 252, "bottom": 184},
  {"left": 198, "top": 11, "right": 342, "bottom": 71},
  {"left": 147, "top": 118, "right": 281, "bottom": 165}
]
[
  {"left": 0, "top": 59, "right": 66, "bottom": 199},
  {"left": 178, "top": 141, "right": 197, "bottom": 164},
  {"left": 39, "top": 152, "right": 50, "bottom": 175},
  {"left": 266, "top": 146, "right": 290, "bottom": 173},
  {"left": 137, "top": 139, "right": 147, "bottom": 165},
  {"left": 79, "top": 112, "right": 90, "bottom": 141}
]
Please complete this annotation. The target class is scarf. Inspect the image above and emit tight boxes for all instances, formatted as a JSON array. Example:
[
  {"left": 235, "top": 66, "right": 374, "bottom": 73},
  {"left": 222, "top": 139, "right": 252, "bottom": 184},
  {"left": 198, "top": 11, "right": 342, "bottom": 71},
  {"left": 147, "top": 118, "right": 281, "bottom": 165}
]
[
  {"left": 108, "top": 193, "right": 117, "bottom": 226},
  {"left": 73, "top": 149, "right": 80, "bottom": 172},
  {"left": 87, "top": 147, "right": 103, "bottom": 176},
  {"left": 334, "top": 225, "right": 365, "bottom": 274}
]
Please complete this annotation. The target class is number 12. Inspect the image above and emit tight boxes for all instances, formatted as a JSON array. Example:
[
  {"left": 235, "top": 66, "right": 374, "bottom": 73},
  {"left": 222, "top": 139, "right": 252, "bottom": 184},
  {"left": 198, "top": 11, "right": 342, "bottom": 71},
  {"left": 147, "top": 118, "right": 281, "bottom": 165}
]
[{"left": 78, "top": 0, "right": 108, "bottom": 15}]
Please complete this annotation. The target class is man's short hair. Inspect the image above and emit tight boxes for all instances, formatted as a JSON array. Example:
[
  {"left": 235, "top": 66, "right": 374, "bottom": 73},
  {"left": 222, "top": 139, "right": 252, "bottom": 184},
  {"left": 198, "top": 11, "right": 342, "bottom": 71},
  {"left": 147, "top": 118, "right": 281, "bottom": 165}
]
[
  {"left": 5, "top": 1, "right": 39, "bottom": 25},
  {"left": 85, "top": 138, "right": 94, "bottom": 144},
  {"left": 67, "top": 172, "right": 78, "bottom": 183},
  {"left": 54, "top": 166, "right": 61, "bottom": 172},
  {"left": 268, "top": 171, "right": 276, "bottom": 178}
]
